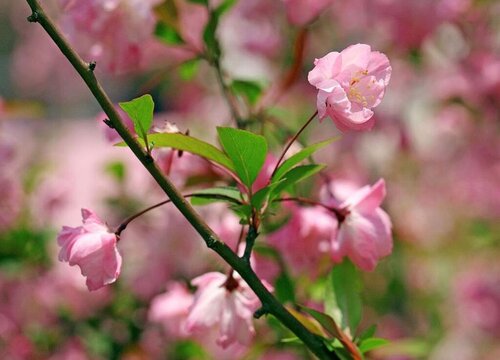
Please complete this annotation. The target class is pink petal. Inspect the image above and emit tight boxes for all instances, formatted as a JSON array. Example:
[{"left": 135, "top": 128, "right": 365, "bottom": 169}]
[{"left": 308, "top": 52, "right": 342, "bottom": 87}]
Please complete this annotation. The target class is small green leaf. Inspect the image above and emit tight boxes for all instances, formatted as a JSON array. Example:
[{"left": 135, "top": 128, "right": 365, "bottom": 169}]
[
  {"left": 231, "top": 79, "right": 262, "bottom": 105},
  {"left": 119, "top": 95, "right": 154, "bottom": 146},
  {"left": 117, "top": 133, "right": 234, "bottom": 171},
  {"left": 217, "top": 127, "right": 267, "bottom": 188},
  {"left": 190, "top": 187, "right": 244, "bottom": 206},
  {"left": 202, "top": 0, "right": 236, "bottom": 59},
  {"left": 272, "top": 137, "right": 338, "bottom": 181},
  {"left": 274, "top": 272, "right": 296, "bottom": 303},
  {"left": 186, "top": 0, "right": 208, "bottom": 5},
  {"left": 178, "top": 58, "right": 200, "bottom": 80},
  {"left": 357, "top": 324, "right": 377, "bottom": 343},
  {"left": 325, "top": 260, "right": 363, "bottom": 334},
  {"left": 203, "top": 11, "right": 221, "bottom": 59},
  {"left": 359, "top": 338, "right": 389, "bottom": 354},
  {"left": 154, "top": 22, "right": 184, "bottom": 45},
  {"left": 281, "top": 337, "right": 301, "bottom": 344},
  {"left": 104, "top": 161, "right": 126, "bottom": 183},
  {"left": 271, "top": 164, "right": 326, "bottom": 197},
  {"left": 298, "top": 305, "right": 342, "bottom": 339}
]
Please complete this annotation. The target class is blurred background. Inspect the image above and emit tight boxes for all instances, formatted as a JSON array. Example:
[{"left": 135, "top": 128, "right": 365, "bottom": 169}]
[{"left": 0, "top": 0, "right": 499, "bottom": 359}]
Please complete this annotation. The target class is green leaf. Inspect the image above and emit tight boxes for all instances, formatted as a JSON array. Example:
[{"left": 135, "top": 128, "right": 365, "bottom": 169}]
[
  {"left": 359, "top": 338, "right": 389, "bottom": 354},
  {"left": 117, "top": 133, "right": 234, "bottom": 171},
  {"left": 271, "top": 164, "right": 326, "bottom": 197},
  {"left": 186, "top": 0, "right": 208, "bottom": 5},
  {"left": 203, "top": 11, "right": 221, "bottom": 59},
  {"left": 154, "top": 22, "right": 184, "bottom": 45},
  {"left": 215, "top": 0, "right": 237, "bottom": 15},
  {"left": 357, "top": 324, "right": 377, "bottom": 343},
  {"left": 274, "top": 272, "right": 296, "bottom": 303},
  {"left": 202, "top": 0, "right": 236, "bottom": 59},
  {"left": 231, "top": 79, "right": 262, "bottom": 105},
  {"left": 178, "top": 58, "right": 200, "bottom": 80},
  {"left": 119, "top": 95, "right": 154, "bottom": 146},
  {"left": 190, "top": 187, "right": 244, "bottom": 206},
  {"left": 325, "top": 260, "right": 363, "bottom": 334},
  {"left": 217, "top": 127, "right": 267, "bottom": 187},
  {"left": 272, "top": 137, "right": 338, "bottom": 181},
  {"left": 104, "top": 161, "right": 126, "bottom": 183},
  {"left": 298, "top": 305, "right": 342, "bottom": 339}
]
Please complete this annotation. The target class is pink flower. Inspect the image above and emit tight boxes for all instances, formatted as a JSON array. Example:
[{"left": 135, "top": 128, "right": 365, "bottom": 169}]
[
  {"left": 308, "top": 44, "right": 391, "bottom": 131},
  {"left": 185, "top": 272, "right": 261, "bottom": 348},
  {"left": 324, "top": 179, "right": 393, "bottom": 271},
  {"left": 149, "top": 282, "right": 193, "bottom": 337},
  {"left": 57, "top": 209, "right": 122, "bottom": 291},
  {"left": 267, "top": 204, "right": 337, "bottom": 275},
  {"left": 58, "top": 0, "right": 162, "bottom": 73},
  {"left": 283, "top": 0, "right": 333, "bottom": 26}
]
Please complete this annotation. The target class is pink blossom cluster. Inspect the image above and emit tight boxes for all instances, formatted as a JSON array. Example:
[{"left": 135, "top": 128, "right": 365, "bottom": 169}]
[
  {"left": 150, "top": 272, "right": 262, "bottom": 349},
  {"left": 58, "top": 0, "right": 162, "bottom": 73},
  {"left": 269, "top": 179, "right": 393, "bottom": 272}
]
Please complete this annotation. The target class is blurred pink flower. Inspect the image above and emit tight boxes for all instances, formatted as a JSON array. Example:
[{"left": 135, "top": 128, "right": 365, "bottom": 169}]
[
  {"left": 57, "top": 208, "right": 122, "bottom": 291},
  {"left": 186, "top": 272, "right": 261, "bottom": 348},
  {"left": 267, "top": 204, "right": 336, "bottom": 275},
  {"left": 149, "top": 282, "right": 193, "bottom": 337},
  {"left": 58, "top": 0, "right": 162, "bottom": 73},
  {"left": 324, "top": 179, "right": 393, "bottom": 271},
  {"left": 455, "top": 268, "right": 500, "bottom": 337},
  {"left": 283, "top": 0, "right": 333, "bottom": 26},
  {"left": 308, "top": 44, "right": 391, "bottom": 131}
]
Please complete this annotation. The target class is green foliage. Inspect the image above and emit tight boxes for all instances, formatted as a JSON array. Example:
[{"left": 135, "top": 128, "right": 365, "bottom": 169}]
[
  {"left": 119, "top": 95, "right": 154, "bottom": 148},
  {"left": 178, "top": 58, "right": 200, "bottom": 80},
  {"left": 190, "top": 186, "right": 244, "bottom": 205},
  {"left": 118, "top": 133, "right": 235, "bottom": 171},
  {"left": 217, "top": 127, "right": 267, "bottom": 188},
  {"left": 358, "top": 337, "right": 389, "bottom": 353},
  {"left": 274, "top": 272, "right": 296, "bottom": 303},
  {"left": 104, "top": 161, "right": 126, "bottom": 184},
  {"left": 271, "top": 164, "right": 326, "bottom": 197},
  {"left": 186, "top": 0, "right": 208, "bottom": 5},
  {"left": 231, "top": 79, "right": 263, "bottom": 105},
  {"left": 325, "top": 261, "right": 363, "bottom": 335},
  {"left": 0, "top": 228, "right": 52, "bottom": 266},
  {"left": 154, "top": 22, "right": 184, "bottom": 45},
  {"left": 202, "top": 0, "right": 237, "bottom": 59},
  {"left": 298, "top": 305, "right": 341, "bottom": 339},
  {"left": 272, "top": 137, "right": 338, "bottom": 181},
  {"left": 170, "top": 340, "right": 210, "bottom": 359}
]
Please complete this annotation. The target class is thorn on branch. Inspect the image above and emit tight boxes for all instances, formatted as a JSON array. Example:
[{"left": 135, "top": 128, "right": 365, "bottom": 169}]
[
  {"left": 103, "top": 119, "right": 114, "bottom": 129},
  {"left": 88, "top": 61, "right": 97, "bottom": 72},
  {"left": 254, "top": 306, "right": 269, "bottom": 319},
  {"left": 27, "top": 12, "right": 39, "bottom": 23}
]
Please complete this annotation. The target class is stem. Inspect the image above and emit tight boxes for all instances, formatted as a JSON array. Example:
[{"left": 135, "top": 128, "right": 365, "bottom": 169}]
[
  {"left": 213, "top": 58, "right": 242, "bottom": 127},
  {"left": 269, "top": 110, "right": 318, "bottom": 180},
  {"left": 275, "top": 197, "right": 348, "bottom": 223},
  {"left": 24, "top": 2, "right": 336, "bottom": 358},
  {"left": 242, "top": 225, "right": 258, "bottom": 263},
  {"left": 115, "top": 199, "right": 171, "bottom": 236}
]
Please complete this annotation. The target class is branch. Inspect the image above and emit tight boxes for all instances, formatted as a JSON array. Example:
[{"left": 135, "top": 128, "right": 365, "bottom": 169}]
[{"left": 24, "top": 1, "right": 335, "bottom": 358}]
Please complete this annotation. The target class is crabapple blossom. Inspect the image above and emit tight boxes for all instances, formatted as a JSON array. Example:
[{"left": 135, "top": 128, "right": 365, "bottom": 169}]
[
  {"left": 57, "top": 208, "right": 122, "bottom": 291},
  {"left": 283, "top": 0, "right": 333, "bottom": 26},
  {"left": 58, "top": 0, "right": 162, "bottom": 73},
  {"left": 185, "top": 272, "right": 261, "bottom": 348},
  {"left": 149, "top": 282, "right": 193, "bottom": 337},
  {"left": 267, "top": 204, "right": 337, "bottom": 275},
  {"left": 308, "top": 44, "right": 391, "bottom": 131},
  {"left": 323, "top": 179, "right": 393, "bottom": 271}
]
